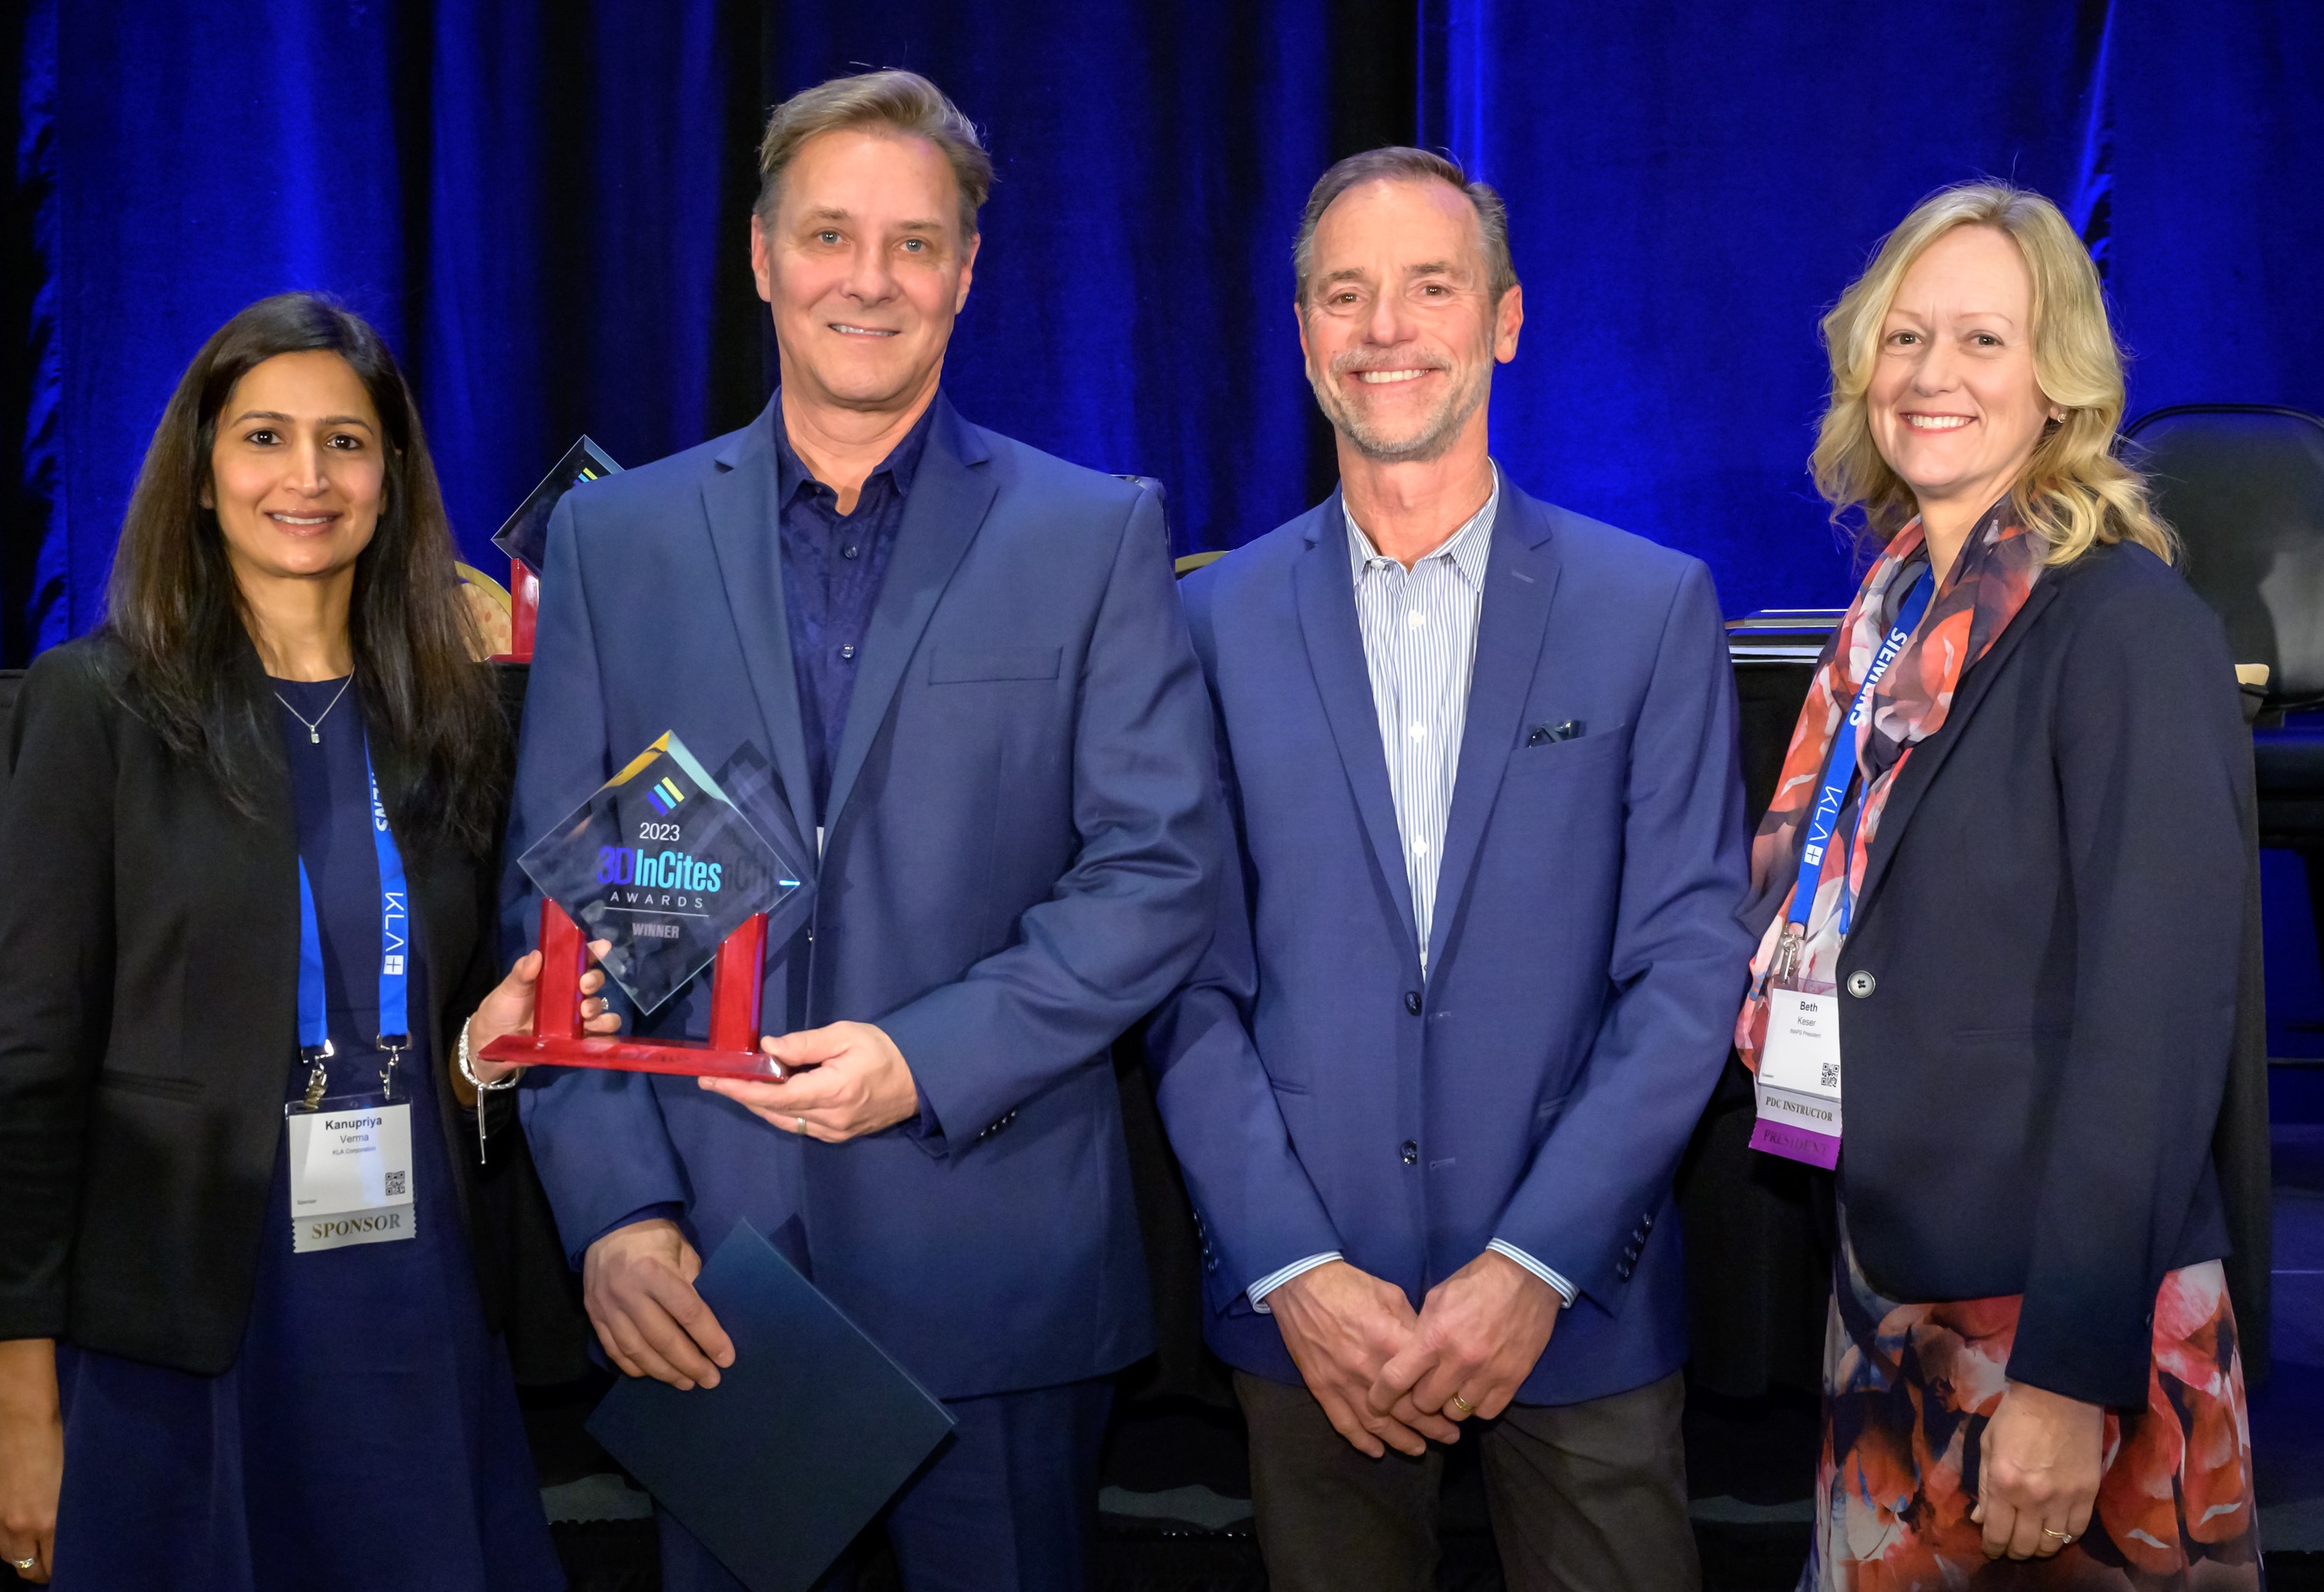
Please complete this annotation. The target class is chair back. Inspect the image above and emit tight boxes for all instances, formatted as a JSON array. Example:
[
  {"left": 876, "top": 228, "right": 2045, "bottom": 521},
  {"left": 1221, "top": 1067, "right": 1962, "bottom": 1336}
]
[{"left": 2125, "top": 404, "right": 2324, "bottom": 710}]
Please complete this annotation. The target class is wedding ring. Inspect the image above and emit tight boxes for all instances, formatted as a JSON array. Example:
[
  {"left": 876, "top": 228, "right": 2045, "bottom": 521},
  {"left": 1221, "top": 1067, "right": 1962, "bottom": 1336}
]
[
  {"left": 1449, "top": 1392, "right": 1475, "bottom": 1416},
  {"left": 795, "top": 1116, "right": 808, "bottom": 1134},
  {"left": 2041, "top": 1528, "right": 2075, "bottom": 1544},
  {"left": 9, "top": 1554, "right": 35, "bottom": 1572}
]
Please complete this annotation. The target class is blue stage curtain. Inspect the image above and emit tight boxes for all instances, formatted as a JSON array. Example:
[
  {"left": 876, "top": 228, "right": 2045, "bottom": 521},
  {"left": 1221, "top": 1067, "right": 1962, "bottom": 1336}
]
[
  {"left": 29, "top": 0, "right": 421, "bottom": 647},
  {"left": 6, "top": 2, "right": 2322, "bottom": 657},
  {"left": 2, "top": 0, "right": 1348, "bottom": 658},
  {"left": 754, "top": 0, "right": 1345, "bottom": 561},
  {"left": 1422, "top": 0, "right": 2324, "bottom": 616},
  {"left": 2105, "top": 0, "right": 2324, "bottom": 422}
]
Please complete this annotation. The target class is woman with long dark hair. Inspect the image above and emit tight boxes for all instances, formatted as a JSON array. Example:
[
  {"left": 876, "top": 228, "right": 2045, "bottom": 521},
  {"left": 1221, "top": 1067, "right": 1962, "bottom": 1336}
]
[{"left": 0, "top": 293, "right": 614, "bottom": 1588}]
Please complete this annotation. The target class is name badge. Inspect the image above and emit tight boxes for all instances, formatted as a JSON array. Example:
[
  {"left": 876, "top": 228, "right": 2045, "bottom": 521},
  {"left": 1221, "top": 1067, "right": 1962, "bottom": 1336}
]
[
  {"left": 285, "top": 1097, "right": 416, "bottom": 1253},
  {"left": 1749, "top": 986, "right": 1843, "bottom": 1169}
]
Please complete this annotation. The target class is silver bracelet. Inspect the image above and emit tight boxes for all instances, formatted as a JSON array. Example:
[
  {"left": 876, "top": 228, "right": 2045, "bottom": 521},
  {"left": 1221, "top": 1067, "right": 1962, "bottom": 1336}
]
[{"left": 458, "top": 1019, "right": 519, "bottom": 1093}]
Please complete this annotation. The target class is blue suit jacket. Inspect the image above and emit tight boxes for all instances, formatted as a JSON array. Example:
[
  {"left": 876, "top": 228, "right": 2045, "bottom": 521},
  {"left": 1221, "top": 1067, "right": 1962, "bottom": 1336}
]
[
  {"left": 504, "top": 396, "right": 1220, "bottom": 1399},
  {"left": 1149, "top": 484, "right": 1752, "bottom": 1405}
]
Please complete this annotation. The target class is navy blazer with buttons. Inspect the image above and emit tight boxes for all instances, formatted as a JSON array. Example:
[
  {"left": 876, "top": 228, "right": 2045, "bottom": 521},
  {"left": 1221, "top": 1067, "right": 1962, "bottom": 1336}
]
[
  {"left": 1147, "top": 483, "right": 1754, "bottom": 1406},
  {"left": 1816, "top": 540, "right": 2249, "bottom": 1409},
  {"left": 502, "top": 395, "right": 1220, "bottom": 1399}
]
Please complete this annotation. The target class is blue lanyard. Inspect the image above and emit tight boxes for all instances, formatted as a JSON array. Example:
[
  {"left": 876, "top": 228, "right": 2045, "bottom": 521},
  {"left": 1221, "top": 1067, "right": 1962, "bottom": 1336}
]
[
  {"left": 295, "top": 740, "right": 411, "bottom": 1097},
  {"left": 1784, "top": 565, "right": 1933, "bottom": 943}
]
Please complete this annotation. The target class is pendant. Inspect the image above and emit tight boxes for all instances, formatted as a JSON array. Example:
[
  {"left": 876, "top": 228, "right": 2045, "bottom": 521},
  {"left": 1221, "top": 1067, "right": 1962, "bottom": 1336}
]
[{"left": 309, "top": 728, "right": 321, "bottom": 744}]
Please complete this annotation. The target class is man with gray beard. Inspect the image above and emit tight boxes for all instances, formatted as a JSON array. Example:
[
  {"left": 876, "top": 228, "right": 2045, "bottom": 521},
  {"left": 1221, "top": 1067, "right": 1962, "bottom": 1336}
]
[{"left": 1147, "top": 149, "right": 1751, "bottom": 1590}]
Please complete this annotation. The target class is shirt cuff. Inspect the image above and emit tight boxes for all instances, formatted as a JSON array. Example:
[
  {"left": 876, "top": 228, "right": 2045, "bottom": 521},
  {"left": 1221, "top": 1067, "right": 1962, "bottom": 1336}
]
[
  {"left": 1248, "top": 1251, "right": 1342, "bottom": 1315},
  {"left": 1488, "top": 1240, "right": 1577, "bottom": 1307}
]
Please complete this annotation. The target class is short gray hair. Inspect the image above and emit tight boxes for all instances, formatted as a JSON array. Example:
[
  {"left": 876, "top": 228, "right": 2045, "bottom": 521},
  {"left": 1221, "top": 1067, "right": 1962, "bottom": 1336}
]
[
  {"left": 755, "top": 70, "right": 993, "bottom": 241},
  {"left": 1292, "top": 147, "right": 1516, "bottom": 307}
]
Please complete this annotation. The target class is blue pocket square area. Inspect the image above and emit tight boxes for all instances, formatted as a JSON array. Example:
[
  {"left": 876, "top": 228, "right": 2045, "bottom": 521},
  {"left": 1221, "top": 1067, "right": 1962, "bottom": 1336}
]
[{"left": 1526, "top": 720, "right": 1586, "bottom": 746}]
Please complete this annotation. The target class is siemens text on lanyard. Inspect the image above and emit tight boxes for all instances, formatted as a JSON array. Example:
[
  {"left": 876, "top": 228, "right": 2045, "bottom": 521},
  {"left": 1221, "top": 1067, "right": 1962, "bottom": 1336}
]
[
  {"left": 1768, "top": 564, "right": 1933, "bottom": 981},
  {"left": 296, "top": 744, "right": 411, "bottom": 1110}
]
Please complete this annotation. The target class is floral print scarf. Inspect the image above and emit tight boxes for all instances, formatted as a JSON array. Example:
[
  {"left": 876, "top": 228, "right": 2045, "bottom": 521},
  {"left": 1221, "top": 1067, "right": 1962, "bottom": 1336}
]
[{"left": 1736, "top": 501, "right": 2044, "bottom": 1068}]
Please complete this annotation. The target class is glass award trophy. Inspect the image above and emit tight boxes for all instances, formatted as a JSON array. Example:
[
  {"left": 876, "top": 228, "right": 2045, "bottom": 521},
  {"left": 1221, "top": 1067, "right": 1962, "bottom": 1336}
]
[
  {"left": 494, "top": 435, "right": 622, "bottom": 576},
  {"left": 484, "top": 733, "right": 809, "bottom": 1078}
]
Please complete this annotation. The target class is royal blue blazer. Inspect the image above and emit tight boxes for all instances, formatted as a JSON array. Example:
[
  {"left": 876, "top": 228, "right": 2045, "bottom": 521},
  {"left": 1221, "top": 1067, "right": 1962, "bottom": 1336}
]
[
  {"left": 1148, "top": 484, "right": 1754, "bottom": 1405},
  {"left": 503, "top": 397, "right": 1220, "bottom": 1399}
]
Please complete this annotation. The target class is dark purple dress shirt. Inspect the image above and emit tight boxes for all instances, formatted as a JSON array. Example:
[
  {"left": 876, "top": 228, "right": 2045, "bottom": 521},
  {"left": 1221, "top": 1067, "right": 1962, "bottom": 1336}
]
[{"left": 771, "top": 393, "right": 935, "bottom": 824}]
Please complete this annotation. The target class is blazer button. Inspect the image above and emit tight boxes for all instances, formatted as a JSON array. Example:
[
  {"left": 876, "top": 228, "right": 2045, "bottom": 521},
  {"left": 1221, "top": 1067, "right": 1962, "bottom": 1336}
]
[
  {"left": 1846, "top": 970, "right": 1876, "bottom": 998},
  {"left": 1400, "top": 1140, "right": 1419, "bottom": 1165},
  {"left": 1404, "top": 990, "right": 1422, "bottom": 1015}
]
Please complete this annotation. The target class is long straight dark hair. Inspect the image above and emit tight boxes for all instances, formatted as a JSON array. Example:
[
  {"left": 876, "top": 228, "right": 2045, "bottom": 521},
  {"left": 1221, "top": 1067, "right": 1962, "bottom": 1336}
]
[{"left": 106, "top": 292, "right": 506, "bottom": 853}]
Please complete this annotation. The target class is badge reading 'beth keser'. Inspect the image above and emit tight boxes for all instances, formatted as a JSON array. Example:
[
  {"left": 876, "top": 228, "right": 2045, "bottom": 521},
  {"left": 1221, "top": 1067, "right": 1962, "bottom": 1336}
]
[{"left": 517, "top": 733, "right": 804, "bottom": 1013}]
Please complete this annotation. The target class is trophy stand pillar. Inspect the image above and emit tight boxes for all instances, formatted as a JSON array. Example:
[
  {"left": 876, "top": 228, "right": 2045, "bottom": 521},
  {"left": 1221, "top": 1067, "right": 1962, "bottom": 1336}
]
[
  {"left": 509, "top": 557, "right": 540, "bottom": 662},
  {"left": 708, "top": 913, "right": 768, "bottom": 1053},
  {"left": 534, "top": 899, "right": 589, "bottom": 1040}
]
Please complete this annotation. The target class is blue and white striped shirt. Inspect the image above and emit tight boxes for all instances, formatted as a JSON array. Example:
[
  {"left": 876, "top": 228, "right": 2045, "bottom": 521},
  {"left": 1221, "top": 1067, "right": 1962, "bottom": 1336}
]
[
  {"left": 1347, "top": 476, "right": 1496, "bottom": 974},
  {"left": 1248, "top": 466, "right": 1577, "bottom": 1315}
]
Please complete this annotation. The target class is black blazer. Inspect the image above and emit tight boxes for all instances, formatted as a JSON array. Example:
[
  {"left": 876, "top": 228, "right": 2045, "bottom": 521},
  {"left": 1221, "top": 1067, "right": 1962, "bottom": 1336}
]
[
  {"left": 1832, "top": 541, "right": 2252, "bottom": 1409},
  {"left": 0, "top": 636, "right": 522, "bottom": 1374}
]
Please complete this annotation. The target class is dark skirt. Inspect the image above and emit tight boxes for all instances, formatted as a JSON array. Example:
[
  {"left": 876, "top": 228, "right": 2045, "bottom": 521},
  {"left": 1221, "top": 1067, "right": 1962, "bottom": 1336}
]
[{"left": 49, "top": 1042, "right": 564, "bottom": 1592}]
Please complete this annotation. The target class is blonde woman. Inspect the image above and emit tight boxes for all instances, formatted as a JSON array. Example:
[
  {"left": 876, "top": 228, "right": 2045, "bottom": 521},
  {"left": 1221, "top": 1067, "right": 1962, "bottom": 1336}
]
[{"left": 1736, "top": 183, "right": 2261, "bottom": 1586}]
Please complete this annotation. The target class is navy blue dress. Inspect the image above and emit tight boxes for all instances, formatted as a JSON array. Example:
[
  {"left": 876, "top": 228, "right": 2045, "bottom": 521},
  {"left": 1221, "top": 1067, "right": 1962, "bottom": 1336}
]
[{"left": 51, "top": 678, "right": 563, "bottom": 1591}]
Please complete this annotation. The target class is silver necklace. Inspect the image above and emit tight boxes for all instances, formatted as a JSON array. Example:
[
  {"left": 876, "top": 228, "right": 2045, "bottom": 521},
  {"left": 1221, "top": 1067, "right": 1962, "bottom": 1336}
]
[{"left": 274, "top": 674, "right": 355, "bottom": 744}]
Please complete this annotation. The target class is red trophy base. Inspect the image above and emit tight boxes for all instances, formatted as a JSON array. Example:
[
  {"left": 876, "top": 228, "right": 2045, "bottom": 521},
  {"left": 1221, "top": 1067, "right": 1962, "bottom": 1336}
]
[{"left": 480, "top": 899, "right": 785, "bottom": 1079}]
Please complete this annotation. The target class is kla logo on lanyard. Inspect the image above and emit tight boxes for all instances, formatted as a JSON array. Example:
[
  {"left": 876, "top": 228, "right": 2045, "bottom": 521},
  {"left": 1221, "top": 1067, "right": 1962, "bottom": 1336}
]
[
  {"left": 284, "top": 744, "right": 419, "bottom": 1254},
  {"left": 1751, "top": 566, "right": 1933, "bottom": 1170}
]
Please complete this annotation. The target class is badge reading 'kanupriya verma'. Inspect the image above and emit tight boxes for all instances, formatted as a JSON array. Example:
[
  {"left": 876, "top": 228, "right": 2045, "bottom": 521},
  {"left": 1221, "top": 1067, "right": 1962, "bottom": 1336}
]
[{"left": 517, "top": 733, "right": 804, "bottom": 1013}]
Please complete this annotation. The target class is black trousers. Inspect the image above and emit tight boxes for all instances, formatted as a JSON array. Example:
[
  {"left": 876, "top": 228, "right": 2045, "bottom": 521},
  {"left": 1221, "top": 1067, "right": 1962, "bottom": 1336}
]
[{"left": 1235, "top": 1369, "right": 1700, "bottom": 1592}]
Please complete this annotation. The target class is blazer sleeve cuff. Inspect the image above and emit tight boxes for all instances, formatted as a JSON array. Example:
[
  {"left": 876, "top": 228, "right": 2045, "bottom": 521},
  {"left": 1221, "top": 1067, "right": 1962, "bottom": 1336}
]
[{"left": 2007, "top": 1277, "right": 2168, "bottom": 1410}]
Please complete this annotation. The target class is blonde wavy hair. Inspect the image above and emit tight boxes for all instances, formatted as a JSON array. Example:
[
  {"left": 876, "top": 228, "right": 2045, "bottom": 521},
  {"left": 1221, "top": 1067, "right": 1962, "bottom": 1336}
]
[{"left": 1810, "top": 180, "right": 2175, "bottom": 567}]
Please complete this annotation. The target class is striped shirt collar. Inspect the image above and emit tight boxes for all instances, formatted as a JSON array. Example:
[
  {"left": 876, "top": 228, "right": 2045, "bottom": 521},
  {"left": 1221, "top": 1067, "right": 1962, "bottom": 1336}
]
[{"left": 1342, "top": 465, "right": 1502, "bottom": 589}]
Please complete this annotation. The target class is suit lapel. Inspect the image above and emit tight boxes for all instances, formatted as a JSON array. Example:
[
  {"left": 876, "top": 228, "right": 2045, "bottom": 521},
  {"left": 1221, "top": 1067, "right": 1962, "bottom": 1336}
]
[
  {"left": 821, "top": 399, "right": 997, "bottom": 835},
  {"left": 1852, "top": 574, "right": 2066, "bottom": 917},
  {"left": 699, "top": 399, "right": 817, "bottom": 862},
  {"left": 1427, "top": 491, "right": 1560, "bottom": 972},
  {"left": 1293, "top": 493, "right": 1420, "bottom": 957}
]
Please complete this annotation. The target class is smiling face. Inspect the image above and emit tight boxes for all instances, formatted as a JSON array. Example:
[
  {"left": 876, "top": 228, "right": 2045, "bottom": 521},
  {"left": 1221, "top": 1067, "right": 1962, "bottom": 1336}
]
[
  {"left": 1297, "top": 176, "right": 1521, "bottom": 463},
  {"left": 1867, "top": 223, "right": 2062, "bottom": 522},
  {"left": 203, "top": 349, "right": 385, "bottom": 593},
  {"left": 751, "top": 127, "right": 979, "bottom": 418}
]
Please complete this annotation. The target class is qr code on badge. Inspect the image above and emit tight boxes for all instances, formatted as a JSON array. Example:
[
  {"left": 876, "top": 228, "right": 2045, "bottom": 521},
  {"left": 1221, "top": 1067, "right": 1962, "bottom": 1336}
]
[
  {"left": 1819, "top": 1063, "right": 1841, "bottom": 1090},
  {"left": 385, "top": 1170, "right": 408, "bottom": 1197}
]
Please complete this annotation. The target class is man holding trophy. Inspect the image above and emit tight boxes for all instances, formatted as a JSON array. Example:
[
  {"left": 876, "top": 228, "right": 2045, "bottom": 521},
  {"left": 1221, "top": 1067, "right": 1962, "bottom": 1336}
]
[{"left": 500, "top": 71, "right": 1219, "bottom": 1590}]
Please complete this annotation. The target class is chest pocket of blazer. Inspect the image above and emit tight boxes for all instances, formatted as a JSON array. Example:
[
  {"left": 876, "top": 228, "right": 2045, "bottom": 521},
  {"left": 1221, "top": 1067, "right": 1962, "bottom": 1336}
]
[
  {"left": 929, "top": 645, "right": 1063, "bottom": 684},
  {"left": 1506, "top": 721, "right": 1627, "bottom": 777}
]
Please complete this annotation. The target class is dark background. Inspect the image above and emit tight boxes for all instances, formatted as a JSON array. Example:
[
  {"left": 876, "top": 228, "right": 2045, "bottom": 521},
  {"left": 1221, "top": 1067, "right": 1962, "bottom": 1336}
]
[{"left": 5, "top": 0, "right": 2322, "bottom": 663}]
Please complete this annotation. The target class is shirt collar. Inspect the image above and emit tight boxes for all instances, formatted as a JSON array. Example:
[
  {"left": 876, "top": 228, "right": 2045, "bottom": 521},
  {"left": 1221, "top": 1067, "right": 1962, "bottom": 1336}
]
[
  {"left": 1344, "top": 464, "right": 1501, "bottom": 589},
  {"left": 772, "top": 388, "right": 939, "bottom": 506}
]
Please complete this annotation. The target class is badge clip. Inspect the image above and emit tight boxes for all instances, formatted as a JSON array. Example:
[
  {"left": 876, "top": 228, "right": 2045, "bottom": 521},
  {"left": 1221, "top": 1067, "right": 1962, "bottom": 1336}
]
[{"left": 298, "top": 1038, "right": 335, "bottom": 1113}]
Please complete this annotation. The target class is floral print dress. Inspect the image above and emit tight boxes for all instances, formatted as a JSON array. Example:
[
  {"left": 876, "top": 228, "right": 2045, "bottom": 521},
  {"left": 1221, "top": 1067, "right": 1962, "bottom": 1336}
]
[{"left": 1805, "top": 1217, "right": 2261, "bottom": 1589}]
